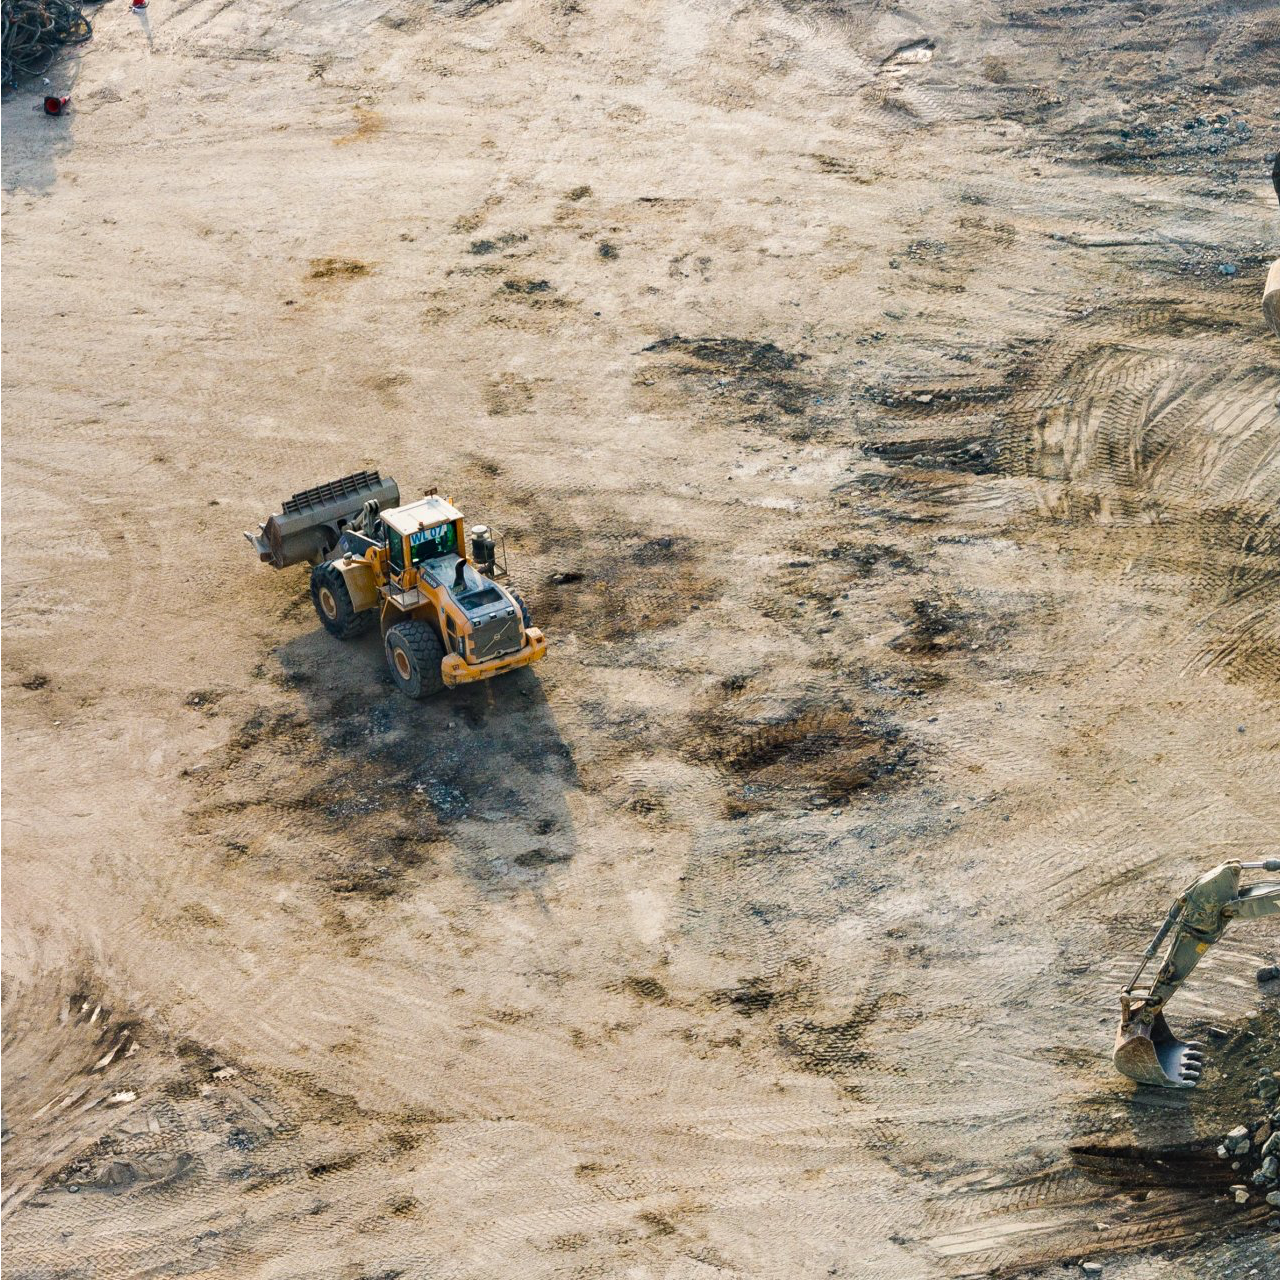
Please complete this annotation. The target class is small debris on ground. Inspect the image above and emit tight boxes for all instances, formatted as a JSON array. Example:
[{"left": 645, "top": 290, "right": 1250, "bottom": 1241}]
[{"left": 1215, "top": 1088, "right": 1280, "bottom": 1215}]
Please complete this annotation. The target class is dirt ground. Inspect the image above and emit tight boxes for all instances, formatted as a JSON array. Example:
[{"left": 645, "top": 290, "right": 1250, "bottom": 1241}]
[{"left": 3, "top": 1, "right": 1279, "bottom": 1277}]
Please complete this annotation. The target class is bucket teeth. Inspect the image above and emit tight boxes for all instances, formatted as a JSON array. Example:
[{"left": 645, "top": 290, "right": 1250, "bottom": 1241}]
[{"left": 1113, "top": 1009, "right": 1204, "bottom": 1088}]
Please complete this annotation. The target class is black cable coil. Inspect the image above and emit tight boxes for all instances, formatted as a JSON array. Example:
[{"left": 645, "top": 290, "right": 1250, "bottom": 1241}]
[{"left": 2, "top": 0, "right": 106, "bottom": 91}]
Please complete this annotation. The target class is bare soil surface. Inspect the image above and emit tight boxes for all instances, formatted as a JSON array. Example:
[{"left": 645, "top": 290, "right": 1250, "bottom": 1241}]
[{"left": 3, "top": 2, "right": 1279, "bottom": 1277}]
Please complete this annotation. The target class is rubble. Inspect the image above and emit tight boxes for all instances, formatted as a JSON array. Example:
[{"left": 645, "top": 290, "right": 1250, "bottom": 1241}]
[{"left": 1215, "top": 1074, "right": 1280, "bottom": 1220}]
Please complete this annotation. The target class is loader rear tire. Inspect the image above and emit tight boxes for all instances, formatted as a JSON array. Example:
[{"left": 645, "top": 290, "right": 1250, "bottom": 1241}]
[
  {"left": 385, "top": 621, "right": 446, "bottom": 700},
  {"left": 311, "top": 563, "right": 376, "bottom": 640}
]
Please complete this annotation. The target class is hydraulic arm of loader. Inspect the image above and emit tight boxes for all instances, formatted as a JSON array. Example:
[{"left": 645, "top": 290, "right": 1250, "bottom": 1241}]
[
  {"left": 245, "top": 471, "right": 399, "bottom": 570},
  {"left": 1114, "top": 859, "right": 1280, "bottom": 1088}
]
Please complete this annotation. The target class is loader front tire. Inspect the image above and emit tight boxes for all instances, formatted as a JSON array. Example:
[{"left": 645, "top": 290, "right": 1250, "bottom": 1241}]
[
  {"left": 385, "top": 621, "right": 446, "bottom": 700},
  {"left": 311, "top": 563, "right": 376, "bottom": 640},
  {"left": 506, "top": 587, "right": 533, "bottom": 629}
]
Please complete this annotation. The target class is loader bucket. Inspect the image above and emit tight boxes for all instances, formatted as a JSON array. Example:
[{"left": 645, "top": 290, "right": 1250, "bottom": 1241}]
[
  {"left": 1113, "top": 1002, "right": 1204, "bottom": 1088},
  {"left": 245, "top": 470, "right": 399, "bottom": 569}
]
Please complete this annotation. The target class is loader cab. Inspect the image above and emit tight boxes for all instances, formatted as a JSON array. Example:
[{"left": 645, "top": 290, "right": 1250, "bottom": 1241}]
[
  {"left": 382, "top": 496, "right": 465, "bottom": 584},
  {"left": 387, "top": 528, "right": 406, "bottom": 577}
]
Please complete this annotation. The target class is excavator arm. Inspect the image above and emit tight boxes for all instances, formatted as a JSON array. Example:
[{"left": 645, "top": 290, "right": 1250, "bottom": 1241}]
[{"left": 1114, "top": 860, "right": 1280, "bottom": 1088}]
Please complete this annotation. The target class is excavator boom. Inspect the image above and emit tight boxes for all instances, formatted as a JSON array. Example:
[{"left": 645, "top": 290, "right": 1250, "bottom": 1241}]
[{"left": 1114, "top": 860, "right": 1280, "bottom": 1087}]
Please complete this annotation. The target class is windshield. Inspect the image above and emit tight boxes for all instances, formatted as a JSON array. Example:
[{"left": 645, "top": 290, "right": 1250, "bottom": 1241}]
[{"left": 408, "top": 521, "right": 457, "bottom": 565}]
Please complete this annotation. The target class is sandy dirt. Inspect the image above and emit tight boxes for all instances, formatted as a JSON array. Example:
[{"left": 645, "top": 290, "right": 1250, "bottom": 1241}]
[{"left": 3, "top": 1, "right": 1280, "bottom": 1277}]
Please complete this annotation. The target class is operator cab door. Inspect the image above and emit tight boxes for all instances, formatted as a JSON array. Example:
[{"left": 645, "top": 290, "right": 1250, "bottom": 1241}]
[{"left": 388, "top": 531, "right": 408, "bottom": 584}]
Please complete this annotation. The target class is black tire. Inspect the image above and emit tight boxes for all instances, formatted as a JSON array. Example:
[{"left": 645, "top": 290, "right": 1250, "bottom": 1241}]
[
  {"left": 310, "top": 563, "right": 376, "bottom": 640},
  {"left": 506, "top": 587, "right": 533, "bottom": 629},
  {"left": 385, "top": 621, "right": 446, "bottom": 699}
]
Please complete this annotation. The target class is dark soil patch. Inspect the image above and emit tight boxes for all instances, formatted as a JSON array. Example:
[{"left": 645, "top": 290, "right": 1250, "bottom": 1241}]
[
  {"left": 468, "top": 233, "right": 527, "bottom": 255},
  {"left": 855, "top": 367, "right": 1036, "bottom": 478},
  {"left": 710, "top": 977, "right": 785, "bottom": 1017},
  {"left": 610, "top": 976, "right": 669, "bottom": 1003},
  {"left": 685, "top": 682, "right": 917, "bottom": 806},
  {"left": 530, "top": 531, "right": 721, "bottom": 643},
  {"left": 308, "top": 257, "right": 370, "bottom": 280},
  {"left": 890, "top": 597, "right": 973, "bottom": 656},
  {"left": 307, "top": 1152, "right": 360, "bottom": 1179},
  {"left": 190, "top": 675, "right": 578, "bottom": 901},
  {"left": 1069, "top": 1140, "right": 1240, "bottom": 1191},
  {"left": 502, "top": 277, "right": 552, "bottom": 295},
  {"left": 643, "top": 336, "right": 805, "bottom": 373},
  {"left": 925, "top": 1137, "right": 1272, "bottom": 1279},
  {"left": 513, "top": 847, "right": 572, "bottom": 869},
  {"left": 637, "top": 334, "right": 822, "bottom": 434},
  {"left": 822, "top": 542, "right": 918, "bottom": 576},
  {"left": 778, "top": 996, "right": 891, "bottom": 1075},
  {"left": 860, "top": 430, "right": 1007, "bottom": 476}
]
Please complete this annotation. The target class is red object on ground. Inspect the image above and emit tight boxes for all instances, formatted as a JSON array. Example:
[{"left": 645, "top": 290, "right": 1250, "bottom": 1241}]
[
  {"left": 131, "top": 0, "right": 147, "bottom": 9},
  {"left": 43, "top": 96, "right": 69, "bottom": 116}
]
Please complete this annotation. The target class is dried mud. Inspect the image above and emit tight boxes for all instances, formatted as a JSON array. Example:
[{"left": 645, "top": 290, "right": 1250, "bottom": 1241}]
[{"left": 4, "top": 1, "right": 1279, "bottom": 1279}]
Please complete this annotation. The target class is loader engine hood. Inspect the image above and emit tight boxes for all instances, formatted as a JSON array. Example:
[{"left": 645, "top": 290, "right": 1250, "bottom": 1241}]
[{"left": 422, "top": 556, "right": 524, "bottom": 661}]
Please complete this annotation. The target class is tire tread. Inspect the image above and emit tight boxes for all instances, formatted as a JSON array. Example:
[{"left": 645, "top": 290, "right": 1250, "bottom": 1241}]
[
  {"left": 385, "top": 620, "right": 445, "bottom": 699},
  {"left": 310, "top": 563, "right": 376, "bottom": 639}
]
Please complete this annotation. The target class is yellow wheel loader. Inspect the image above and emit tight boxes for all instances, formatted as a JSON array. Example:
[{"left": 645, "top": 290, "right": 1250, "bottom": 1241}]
[
  {"left": 246, "top": 471, "right": 546, "bottom": 699},
  {"left": 1114, "top": 860, "right": 1280, "bottom": 1088}
]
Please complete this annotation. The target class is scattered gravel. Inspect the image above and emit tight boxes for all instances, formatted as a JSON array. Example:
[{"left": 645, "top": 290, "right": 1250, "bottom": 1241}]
[{"left": 1215, "top": 1072, "right": 1280, "bottom": 1223}]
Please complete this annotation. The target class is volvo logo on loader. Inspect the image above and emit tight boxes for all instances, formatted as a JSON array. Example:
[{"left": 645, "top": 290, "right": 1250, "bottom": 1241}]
[{"left": 245, "top": 470, "right": 546, "bottom": 699}]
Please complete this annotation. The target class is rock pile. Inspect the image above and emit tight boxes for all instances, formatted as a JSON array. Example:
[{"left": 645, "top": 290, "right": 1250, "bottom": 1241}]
[{"left": 1219, "top": 1067, "right": 1280, "bottom": 1219}]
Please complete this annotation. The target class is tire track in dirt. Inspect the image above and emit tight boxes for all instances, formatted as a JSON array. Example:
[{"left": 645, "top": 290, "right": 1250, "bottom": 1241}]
[
  {"left": 5, "top": 0, "right": 1279, "bottom": 1276},
  {"left": 853, "top": 292, "right": 1280, "bottom": 696}
]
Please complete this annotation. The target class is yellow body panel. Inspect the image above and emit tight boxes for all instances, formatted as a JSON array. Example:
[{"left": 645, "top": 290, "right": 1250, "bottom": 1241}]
[
  {"left": 441, "top": 628, "right": 546, "bottom": 686},
  {"left": 251, "top": 475, "right": 547, "bottom": 694},
  {"left": 333, "top": 555, "right": 381, "bottom": 613},
  {"left": 1265, "top": 258, "right": 1280, "bottom": 337},
  {"left": 333, "top": 506, "right": 545, "bottom": 689}
]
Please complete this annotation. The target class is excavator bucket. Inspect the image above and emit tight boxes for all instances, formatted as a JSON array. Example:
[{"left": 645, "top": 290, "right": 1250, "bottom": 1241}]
[
  {"left": 1112, "top": 860, "right": 1280, "bottom": 1088},
  {"left": 1113, "top": 999, "right": 1204, "bottom": 1088},
  {"left": 245, "top": 470, "right": 399, "bottom": 569}
]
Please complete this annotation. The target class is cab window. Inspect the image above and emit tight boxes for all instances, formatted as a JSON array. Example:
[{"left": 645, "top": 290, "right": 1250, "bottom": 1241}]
[
  {"left": 388, "top": 534, "right": 406, "bottom": 575},
  {"left": 409, "top": 521, "right": 458, "bottom": 566}
]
